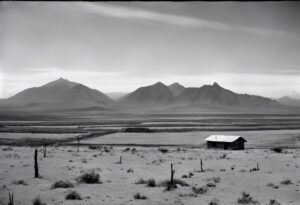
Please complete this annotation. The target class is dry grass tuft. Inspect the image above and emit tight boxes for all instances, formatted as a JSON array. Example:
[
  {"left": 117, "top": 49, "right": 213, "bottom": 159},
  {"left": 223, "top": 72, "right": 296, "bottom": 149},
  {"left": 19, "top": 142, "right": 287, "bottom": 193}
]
[
  {"left": 78, "top": 170, "right": 101, "bottom": 184},
  {"left": 12, "top": 179, "right": 27, "bottom": 186},
  {"left": 159, "top": 179, "right": 189, "bottom": 191},
  {"left": 65, "top": 191, "right": 82, "bottom": 200},
  {"left": 147, "top": 179, "right": 156, "bottom": 187},
  {"left": 133, "top": 193, "right": 147, "bottom": 200},
  {"left": 266, "top": 199, "right": 281, "bottom": 205},
  {"left": 209, "top": 198, "right": 220, "bottom": 205},
  {"left": 32, "top": 196, "right": 46, "bottom": 205},
  {"left": 237, "top": 192, "right": 259, "bottom": 204},
  {"left": 191, "top": 186, "right": 208, "bottom": 195},
  {"left": 135, "top": 178, "right": 147, "bottom": 184},
  {"left": 280, "top": 179, "right": 292, "bottom": 185},
  {"left": 51, "top": 180, "right": 74, "bottom": 189}
]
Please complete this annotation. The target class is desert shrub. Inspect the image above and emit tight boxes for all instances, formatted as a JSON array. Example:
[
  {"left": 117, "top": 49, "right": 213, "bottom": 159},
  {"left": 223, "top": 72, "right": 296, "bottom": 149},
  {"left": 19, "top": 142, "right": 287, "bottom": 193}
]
[
  {"left": 32, "top": 196, "right": 46, "bottom": 205},
  {"left": 158, "top": 148, "right": 169, "bottom": 153},
  {"left": 191, "top": 186, "right": 208, "bottom": 195},
  {"left": 266, "top": 182, "right": 279, "bottom": 189},
  {"left": 178, "top": 192, "right": 197, "bottom": 197},
  {"left": 81, "top": 158, "right": 87, "bottom": 163},
  {"left": 209, "top": 198, "right": 220, "bottom": 205},
  {"left": 2, "top": 147, "right": 13, "bottom": 151},
  {"left": 78, "top": 170, "right": 101, "bottom": 184},
  {"left": 271, "top": 147, "right": 282, "bottom": 153},
  {"left": 51, "top": 180, "right": 73, "bottom": 189},
  {"left": 212, "top": 177, "right": 221, "bottom": 183},
  {"left": 280, "top": 179, "right": 292, "bottom": 185},
  {"left": 131, "top": 148, "right": 137, "bottom": 154},
  {"left": 147, "top": 179, "right": 156, "bottom": 187},
  {"left": 123, "top": 147, "right": 131, "bottom": 152},
  {"left": 159, "top": 179, "right": 189, "bottom": 191},
  {"left": 135, "top": 178, "right": 147, "bottom": 184},
  {"left": 135, "top": 178, "right": 156, "bottom": 187},
  {"left": 133, "top": 193, "right": 147, "bottom": 200},
  {"left": 159, "top": 179, "right": 189, "bottom": 188},
  {"left": 65, "top": 191, "right": 82, "bottom": 200},
  {"left": 206, "top": 182, "right": 216, "bottom": 188},
  {"left": 267, "top": 199, "right": 281, "bottom": 205},
  {"left": 88, "top": 145, "right": 98, "bottom": 150},
  {"left": 237, "top": 192, "right": 259, "bottom": 204},
  {"left": 127, "top": 168, "right": 134, "bottom": 173},
  {"left": 13, "top": 179, "right": 27, "bottom": 185}
]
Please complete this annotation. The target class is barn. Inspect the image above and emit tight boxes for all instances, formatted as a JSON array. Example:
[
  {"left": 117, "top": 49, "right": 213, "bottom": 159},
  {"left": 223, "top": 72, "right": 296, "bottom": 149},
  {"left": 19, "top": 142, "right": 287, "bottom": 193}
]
[{"left": 205, "top": 135, "right": 247, "bottom": 150}]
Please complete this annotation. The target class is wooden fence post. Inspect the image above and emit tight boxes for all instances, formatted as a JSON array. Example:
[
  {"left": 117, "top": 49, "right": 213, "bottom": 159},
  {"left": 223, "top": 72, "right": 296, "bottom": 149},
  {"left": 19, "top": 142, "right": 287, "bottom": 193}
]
[
  {"left": 200, "top": 158, "right": 203, "bottom": 172},
  {"left": 34, "top": 149, "right": 39, "bottom": 178},
  {"left": 8, "top": 192, "right": 14, "bottom": 205},
  {"left": 170, "top": 163, "right": 175, "bottom": 189}
]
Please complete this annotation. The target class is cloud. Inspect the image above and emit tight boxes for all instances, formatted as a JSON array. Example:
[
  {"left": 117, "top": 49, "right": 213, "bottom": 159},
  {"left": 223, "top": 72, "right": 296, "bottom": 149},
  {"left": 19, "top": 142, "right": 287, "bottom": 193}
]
[
  {"left": 75, "top": 2, "right": 289, "bottom": 37},
  {"left": 75, "top": 2, "right": 225, "bottom": 30}
]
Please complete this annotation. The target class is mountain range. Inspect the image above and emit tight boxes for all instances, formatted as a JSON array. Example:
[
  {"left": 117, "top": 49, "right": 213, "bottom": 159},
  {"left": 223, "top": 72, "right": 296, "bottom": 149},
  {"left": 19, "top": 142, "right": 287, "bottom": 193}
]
[
  {"left": 0, "top": 78, "right": 290, "bottom": 112},
  {"left": 2, "top": 78, "right": 113, "bottom": 111},
  {"left": 278, "top": 96, "right": 300, "bottom": 107}
]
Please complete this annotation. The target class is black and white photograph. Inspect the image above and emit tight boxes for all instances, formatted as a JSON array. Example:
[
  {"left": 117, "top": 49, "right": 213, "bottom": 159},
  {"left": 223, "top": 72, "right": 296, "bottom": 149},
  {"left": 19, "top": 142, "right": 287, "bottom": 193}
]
[{"left": 0, "top": 1, "right": 300, "bottom": 205}]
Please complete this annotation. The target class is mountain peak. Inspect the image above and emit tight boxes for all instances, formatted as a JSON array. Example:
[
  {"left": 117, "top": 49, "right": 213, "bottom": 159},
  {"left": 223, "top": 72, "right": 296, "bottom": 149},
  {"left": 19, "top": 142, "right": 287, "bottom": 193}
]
[
  {"left": 7, "top": 78, "right": 113, "bottom": 109},
  {"left": 212, "top": 82, "right": 220, "bottom": 87},
  {"left": 44, "top": 78, "right": 78, "bottom": 88},
  {"left": 153, "top": 82, "right": 165, "bottom": 87},
  {"left": 168, "top": 82, "right": 185, "bottom": 96},
  {"left": 121, "top": 82, "right": 175, "bottom": 105}
]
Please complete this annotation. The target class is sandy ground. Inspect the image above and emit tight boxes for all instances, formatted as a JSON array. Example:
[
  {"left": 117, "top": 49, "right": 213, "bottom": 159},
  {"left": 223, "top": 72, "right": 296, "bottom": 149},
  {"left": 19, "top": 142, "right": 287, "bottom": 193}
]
[{"left": 0, "top": 146, "right": 299, "bottom": 205}]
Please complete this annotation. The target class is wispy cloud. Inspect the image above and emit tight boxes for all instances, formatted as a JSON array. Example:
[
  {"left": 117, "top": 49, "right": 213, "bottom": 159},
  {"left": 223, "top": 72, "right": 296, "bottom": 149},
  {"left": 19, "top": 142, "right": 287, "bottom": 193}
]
[
  {"left": 75, "top": 2, "right": 289, "bottom": 37},
  {"left": 75, "top": 2, "right": 226, "bottom": 30}
]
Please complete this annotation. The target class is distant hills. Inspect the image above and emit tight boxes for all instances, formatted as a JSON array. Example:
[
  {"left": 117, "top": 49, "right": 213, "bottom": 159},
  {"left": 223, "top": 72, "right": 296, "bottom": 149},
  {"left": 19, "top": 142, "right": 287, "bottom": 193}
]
[
  {"left": 120, "top": 82, "right": 175, "bottom": 106},
  {"left": 278, "top": 96, "right": 300, "bottom": 107},
  {"left": 176, "top": 82, "right": 277, "bottom": 107},
  {"left": 0, "top": 78, "right": 290, "bottom": 112},
  {"left": 3, "top": 78, "right": 113, "bottom": 110}
]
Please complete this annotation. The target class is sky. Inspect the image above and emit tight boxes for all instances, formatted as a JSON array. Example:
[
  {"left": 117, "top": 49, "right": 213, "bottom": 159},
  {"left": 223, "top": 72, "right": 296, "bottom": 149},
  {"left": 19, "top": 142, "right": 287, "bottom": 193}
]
[{"left": 0, "top": 1, "right": 300, "bottom": 99}]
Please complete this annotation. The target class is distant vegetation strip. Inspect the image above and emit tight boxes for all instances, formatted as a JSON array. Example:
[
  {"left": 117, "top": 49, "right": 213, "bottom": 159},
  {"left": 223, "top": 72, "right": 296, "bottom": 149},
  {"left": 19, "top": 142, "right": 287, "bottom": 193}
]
[{"left": 0, "top": 131, "right": 116, "bottom": 146}]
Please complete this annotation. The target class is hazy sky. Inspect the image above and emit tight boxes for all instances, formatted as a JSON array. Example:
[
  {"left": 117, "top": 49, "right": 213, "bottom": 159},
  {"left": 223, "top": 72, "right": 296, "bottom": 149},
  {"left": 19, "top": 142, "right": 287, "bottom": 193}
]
[{"left": 1, "top": 1, "right": 300, "bottom": 98}]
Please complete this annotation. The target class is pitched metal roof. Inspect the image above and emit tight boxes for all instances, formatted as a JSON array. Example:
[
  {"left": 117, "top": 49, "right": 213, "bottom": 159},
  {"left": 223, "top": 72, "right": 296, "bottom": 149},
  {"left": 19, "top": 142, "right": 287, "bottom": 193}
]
[{"left": 205, "top": 135, "right": 247, "bottom": 142}]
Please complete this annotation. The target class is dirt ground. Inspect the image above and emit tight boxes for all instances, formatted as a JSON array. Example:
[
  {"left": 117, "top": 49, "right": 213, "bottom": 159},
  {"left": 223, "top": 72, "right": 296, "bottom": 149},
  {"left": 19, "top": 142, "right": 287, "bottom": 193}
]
[{"left": 0, "top": 146, "right": 299, "bottom": 205}]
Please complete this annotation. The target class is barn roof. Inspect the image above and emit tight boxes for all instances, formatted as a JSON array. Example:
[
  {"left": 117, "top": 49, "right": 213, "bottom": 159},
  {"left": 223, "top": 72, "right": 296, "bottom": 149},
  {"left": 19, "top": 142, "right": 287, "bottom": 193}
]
[{"left": 205, "top": 135, "right": 247, "bottom": 143}]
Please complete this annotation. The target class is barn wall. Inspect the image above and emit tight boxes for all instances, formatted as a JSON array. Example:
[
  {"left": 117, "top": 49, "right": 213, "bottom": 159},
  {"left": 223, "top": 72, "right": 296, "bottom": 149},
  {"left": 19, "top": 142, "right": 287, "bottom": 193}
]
[{"left": 206, "top": 139, "right": 245, "bottom": 150}]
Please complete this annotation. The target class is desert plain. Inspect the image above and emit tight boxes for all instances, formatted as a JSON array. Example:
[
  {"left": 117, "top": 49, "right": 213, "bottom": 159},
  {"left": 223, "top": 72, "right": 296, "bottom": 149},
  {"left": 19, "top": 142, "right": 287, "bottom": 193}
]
[{"left": 0, "top": 113, "right": 300, "bottom": 205}]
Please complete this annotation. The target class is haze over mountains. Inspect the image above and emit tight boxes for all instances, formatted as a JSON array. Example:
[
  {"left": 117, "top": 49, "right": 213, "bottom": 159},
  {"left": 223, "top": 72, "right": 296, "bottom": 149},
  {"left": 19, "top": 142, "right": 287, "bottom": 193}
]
[
  {"left": 0, "top": 78, "right": 290, "bottom": 112},
  {"left": 278, "top": 96, "right": 300, "bottom": 107}
]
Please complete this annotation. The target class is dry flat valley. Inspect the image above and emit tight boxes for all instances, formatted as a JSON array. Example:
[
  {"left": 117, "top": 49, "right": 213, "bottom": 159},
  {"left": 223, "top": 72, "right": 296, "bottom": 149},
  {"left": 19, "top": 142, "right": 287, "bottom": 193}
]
[
  {"left": 0, "top": 113, "right": 300, "bottom": 205},
  {"left": 0, "top": 146, "right": 299, "bottom": 205}
]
